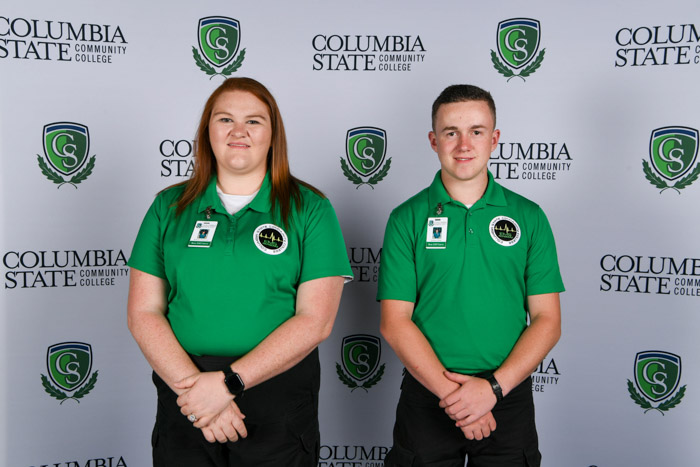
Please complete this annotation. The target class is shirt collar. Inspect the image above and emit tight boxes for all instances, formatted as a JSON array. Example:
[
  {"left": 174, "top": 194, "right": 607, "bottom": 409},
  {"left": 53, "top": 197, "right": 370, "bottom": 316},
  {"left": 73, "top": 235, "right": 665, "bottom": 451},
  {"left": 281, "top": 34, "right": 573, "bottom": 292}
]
[
  {"left": 427, "top": 170, "right": 507, "bottom": 211},
  {"left": 197, "top": 172, "right": 272, "bottom": 214}
]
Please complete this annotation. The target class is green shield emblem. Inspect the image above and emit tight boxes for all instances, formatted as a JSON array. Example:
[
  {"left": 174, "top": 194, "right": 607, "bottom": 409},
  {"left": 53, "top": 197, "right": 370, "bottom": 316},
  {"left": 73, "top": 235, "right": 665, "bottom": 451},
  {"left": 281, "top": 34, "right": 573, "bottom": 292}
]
[
  {"left": 47, "top": 342, "right": 92, "bottom": 392},
  {"left": 650, "top": 127, "right": 698, "bottom": 181},
  {"left": 497, "top": 18, "right": 541, "bottom": 69},
  {"left": 198, "top": 16, "right": 240, "bottom": 68},
  {"left": 634, "top": 351, "right": 681, "bottom": 402},
  {"left": 342, "top": 335, "right": 381, "bottom": 382},
  {"left": 346, "top": 127, "right": 387, "bottom": 177},
  {"left": 43, "top": 122, "right": 89, "bottom": 176}
]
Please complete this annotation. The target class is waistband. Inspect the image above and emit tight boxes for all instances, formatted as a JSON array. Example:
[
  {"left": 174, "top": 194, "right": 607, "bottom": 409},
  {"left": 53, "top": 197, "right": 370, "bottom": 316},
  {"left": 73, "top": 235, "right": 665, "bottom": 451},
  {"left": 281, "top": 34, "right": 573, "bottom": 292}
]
[
  {"left": 401, "top": 369, "right": 532, "bottom": 403},
  {"left": 157, "top": 348, "right": 321, "bottom": 421}
]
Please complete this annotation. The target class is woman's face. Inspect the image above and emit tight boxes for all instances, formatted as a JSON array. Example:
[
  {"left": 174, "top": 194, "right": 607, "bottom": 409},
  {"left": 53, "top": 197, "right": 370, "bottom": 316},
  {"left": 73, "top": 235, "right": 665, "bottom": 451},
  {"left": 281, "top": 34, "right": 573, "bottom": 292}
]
[{"left": 208, "top": 90, "right": 272, "bottom": 183}]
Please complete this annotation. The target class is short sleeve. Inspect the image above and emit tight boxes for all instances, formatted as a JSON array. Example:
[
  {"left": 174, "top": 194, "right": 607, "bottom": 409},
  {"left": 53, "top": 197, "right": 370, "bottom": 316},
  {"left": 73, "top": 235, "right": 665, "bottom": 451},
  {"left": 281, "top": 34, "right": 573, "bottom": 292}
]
[
  {"left": 127, "top": 196, "right": 168, "bottom": 279},
  {"left": 524, "top": 207, "right": 565, "bottom": 295},
  {"left": 376, "top": 209, "right": 417, "bottom": 302},
  {"left": 298, "top": 197, "right": 353, "bottom": 284}
]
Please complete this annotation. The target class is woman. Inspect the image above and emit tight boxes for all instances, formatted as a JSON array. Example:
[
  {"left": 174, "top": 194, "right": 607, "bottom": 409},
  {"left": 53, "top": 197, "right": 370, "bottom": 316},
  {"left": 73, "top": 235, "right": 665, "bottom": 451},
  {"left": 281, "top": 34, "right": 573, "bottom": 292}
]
[{"left": 127, "top": 77, "right": 352, "bottom": 466}]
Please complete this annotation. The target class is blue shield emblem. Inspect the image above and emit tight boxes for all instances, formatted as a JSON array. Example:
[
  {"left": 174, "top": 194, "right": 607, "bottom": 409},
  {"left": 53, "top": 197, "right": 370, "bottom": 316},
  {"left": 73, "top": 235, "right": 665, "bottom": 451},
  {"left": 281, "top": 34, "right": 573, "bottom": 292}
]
[
  {"left": 634, "top": 351, "right": 681, "bottom": 403},
  {"left": 47, "top": 342, "right": 93, "bottom": 392},
  {"left": 497, "top": 18, "right": 541, "bottom": 70},
  {"left": 342, "top": 335, "right": 381, "bottom": 382},
  {"left": 346, "top": 127, "right": 387, "bottom": 177},
  {"left": 198, "top": 16, "right": 241, "bottom": 68},
  {"left": 42, "top": 122, "right": 90, "bottom": 177},
  {"left": 649, "top": 127, "right": 699, "bottom": 181}
]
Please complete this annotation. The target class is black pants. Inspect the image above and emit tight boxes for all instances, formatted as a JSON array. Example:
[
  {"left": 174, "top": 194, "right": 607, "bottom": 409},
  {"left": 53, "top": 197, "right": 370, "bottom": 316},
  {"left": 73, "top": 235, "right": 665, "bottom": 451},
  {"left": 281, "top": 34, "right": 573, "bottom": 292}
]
[
  {"left": 151, "top": 349, "right": 321, "bottom": 467},
  {"left": 385, "top": 372, "right": 541, "bottom": 467}
]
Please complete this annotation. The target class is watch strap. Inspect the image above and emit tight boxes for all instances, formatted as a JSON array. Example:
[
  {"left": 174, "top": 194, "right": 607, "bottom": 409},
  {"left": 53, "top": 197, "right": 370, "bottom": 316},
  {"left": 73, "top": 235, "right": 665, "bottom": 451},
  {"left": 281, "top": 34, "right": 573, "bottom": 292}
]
[{"left": 486, "top": 374, "right": 504, "bottom": 402}]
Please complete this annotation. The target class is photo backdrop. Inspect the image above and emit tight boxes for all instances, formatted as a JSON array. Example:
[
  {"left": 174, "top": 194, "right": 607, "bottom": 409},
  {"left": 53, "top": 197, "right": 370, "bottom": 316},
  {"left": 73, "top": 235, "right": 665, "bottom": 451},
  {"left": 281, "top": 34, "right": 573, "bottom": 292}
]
[{"left": 2, "top": 1, "right": 699, "bottom": 466}]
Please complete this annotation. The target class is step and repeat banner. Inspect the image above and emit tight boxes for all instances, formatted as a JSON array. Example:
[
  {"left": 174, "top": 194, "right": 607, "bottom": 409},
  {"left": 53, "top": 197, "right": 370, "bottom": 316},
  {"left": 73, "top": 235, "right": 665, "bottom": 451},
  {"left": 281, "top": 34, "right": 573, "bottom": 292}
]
[{"left": 2, "top": 1, "right": 699, "bottom": 466}]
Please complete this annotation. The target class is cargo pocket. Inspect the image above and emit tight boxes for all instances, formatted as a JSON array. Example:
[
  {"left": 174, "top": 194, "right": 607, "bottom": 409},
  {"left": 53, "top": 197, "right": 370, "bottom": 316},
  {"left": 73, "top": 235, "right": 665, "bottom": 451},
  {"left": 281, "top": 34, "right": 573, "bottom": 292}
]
[
  {"left": 523, "top": 446, "right": 542, "bottom": 467},
  {"left": 151, "top": 424, "right": 159, "bottom": 448},
  {"left": 284, "top": 401, "right": 320, "bottom": 465}
]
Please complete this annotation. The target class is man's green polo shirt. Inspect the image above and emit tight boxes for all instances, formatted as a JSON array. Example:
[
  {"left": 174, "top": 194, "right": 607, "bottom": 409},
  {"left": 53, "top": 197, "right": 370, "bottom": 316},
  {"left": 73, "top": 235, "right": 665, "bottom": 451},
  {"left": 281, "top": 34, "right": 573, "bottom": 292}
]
[
  {"left": 377, "top": 171, "right": 564, "bottom": 373},
  {"left": 129, "top": 174, "right": 352, "bottom": 357}
]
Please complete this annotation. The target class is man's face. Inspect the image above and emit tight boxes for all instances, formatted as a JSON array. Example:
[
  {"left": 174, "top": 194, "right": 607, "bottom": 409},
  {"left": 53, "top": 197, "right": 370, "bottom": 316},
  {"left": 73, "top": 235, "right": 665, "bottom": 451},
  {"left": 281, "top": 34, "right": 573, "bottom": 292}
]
[{"left": 428, "top": 100, "right": 500, "bottom": 186}]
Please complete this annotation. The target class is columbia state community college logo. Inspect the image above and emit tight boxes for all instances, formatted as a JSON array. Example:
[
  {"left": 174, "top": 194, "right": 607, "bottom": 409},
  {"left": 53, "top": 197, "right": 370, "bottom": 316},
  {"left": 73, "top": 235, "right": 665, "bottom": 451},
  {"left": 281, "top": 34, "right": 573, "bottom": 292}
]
[
  {"left": 491, "top": 18, "right": 546, "bottom": 81},
  {"left": 628, "top": 351, "right": 685, "bottom": 415},
  {"left": 336, "top": 334, "right": 385, "bottom": 392},
  {"left": 41, "top": 342, "right": 99, "bottom": 404},
  {"left": 340, "top": 127, "right": 391, "bottom": 189},
  {"left": 36, "top": 122, "right": 96, "bottom": 188},
  {"left": 643, "top": 126, "right": 699, "bottom": 193},
  {"left": 192, "top": 16, "right": 246, "bottom": 78}
]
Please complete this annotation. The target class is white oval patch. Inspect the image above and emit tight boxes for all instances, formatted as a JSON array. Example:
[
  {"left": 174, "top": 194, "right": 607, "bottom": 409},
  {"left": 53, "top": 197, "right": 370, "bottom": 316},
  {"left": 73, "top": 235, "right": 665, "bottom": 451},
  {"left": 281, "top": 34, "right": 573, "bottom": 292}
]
[
  {"left": 253, "top": 224, "right": 288, "bottom": 255},
  {"left": 489, "top": 216, "right": 521, "bottom": 247}
]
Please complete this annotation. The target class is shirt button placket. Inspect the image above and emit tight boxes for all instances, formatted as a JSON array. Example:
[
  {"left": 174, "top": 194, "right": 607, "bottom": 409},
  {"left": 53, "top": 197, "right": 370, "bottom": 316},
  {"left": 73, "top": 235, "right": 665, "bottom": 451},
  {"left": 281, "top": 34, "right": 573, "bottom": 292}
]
[
  {"left": 226, "top": 217, "right": 236, "bottom": 256},
  {"left": 466, "top": 211, "right": 475, "bottom": 238}
]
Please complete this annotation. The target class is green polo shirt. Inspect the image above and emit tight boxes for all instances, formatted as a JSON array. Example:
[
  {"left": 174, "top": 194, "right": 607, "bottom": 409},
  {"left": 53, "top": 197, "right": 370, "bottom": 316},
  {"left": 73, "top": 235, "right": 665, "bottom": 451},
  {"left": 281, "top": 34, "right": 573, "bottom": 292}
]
[
  {"left": 129, "top": 173, "right": 352, "bottom": 356},
  {"left": 377, "top": 170, "right": 564, "bottom": 373}
]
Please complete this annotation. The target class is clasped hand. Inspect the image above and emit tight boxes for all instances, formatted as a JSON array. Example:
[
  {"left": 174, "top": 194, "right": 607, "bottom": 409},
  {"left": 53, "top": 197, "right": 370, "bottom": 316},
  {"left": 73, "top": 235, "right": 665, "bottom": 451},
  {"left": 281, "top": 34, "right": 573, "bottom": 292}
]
[
  {"left": 439, "top": 371, "right": 498, "bottom": 440},
  {"left": 175, "top": 371, "right": 247, "bottom": 443}
]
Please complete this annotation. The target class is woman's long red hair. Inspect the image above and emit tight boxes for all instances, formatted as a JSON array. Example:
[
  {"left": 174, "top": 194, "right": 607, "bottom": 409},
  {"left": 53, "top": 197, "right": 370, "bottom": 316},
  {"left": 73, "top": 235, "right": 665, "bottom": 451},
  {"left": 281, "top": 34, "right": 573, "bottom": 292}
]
[{"left": 172, "top": 77, "right": 322, "bottom": 227}]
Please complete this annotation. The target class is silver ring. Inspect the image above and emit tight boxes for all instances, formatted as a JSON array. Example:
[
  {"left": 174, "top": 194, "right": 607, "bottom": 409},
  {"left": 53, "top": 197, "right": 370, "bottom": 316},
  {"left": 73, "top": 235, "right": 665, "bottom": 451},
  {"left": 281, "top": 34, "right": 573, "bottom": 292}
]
[{"left": 187, "top": 414, "right": 197, "bottom": 423}]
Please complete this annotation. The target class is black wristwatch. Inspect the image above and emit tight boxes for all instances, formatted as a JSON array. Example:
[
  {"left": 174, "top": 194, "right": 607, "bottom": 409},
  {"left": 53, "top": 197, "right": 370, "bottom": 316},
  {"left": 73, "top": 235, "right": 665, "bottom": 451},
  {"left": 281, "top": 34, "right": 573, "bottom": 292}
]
[
  {"left": 486, "top": 374, "right": 503, "bottom": 402},
  {"left": 223, "top": 367, "right": 245, "bottom": 398}
]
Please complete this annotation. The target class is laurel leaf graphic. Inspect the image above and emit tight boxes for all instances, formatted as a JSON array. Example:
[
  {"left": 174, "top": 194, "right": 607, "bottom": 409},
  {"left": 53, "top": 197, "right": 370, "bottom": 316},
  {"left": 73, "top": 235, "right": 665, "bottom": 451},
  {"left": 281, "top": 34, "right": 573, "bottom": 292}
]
[
  {"left": 192, "top": 46, "right": 217, "bottom": 75},
  {"left": 41, "top": 374, "right": 68, "bottom": 401},
  {"left": 72, "top": 371, "right": 99, "bottom": 399},
  {"left": 519, "top": 48, "right": 546, "bottom": 78},
  {"left": 340, "top": 158, "right": 364, "bottom": 186},
  {"left": 361, "top": 363, "right": 385, "bottom": 389},
  {"left": 673, "top": 162, "right": 700, "bottom": 190},
  {"left": 69, "top": 155, "right": 96, "bottom": 185},
  {"left": 627, "top": 379, "right": 652, "bottom": 409},
  {"left": 336, "top": 363, "right": 358, "bottom": 389},
  {"left": 221, "top": 48, "right": 246, "bottom": 76},
  {"left": 657, "top": 385, "right": 685, "bottom": 411},
  {"left": 642, "top": 160, "right": 669, "bottom": 189},
  {"left": 490, "top": 50, "right": 514, "bottom": 78},
  {"left": 367, "top": 158, "right": 392, "bottom": 186},
  {"left": 36, "top": 155, "right": 65, "bottom": 185}
]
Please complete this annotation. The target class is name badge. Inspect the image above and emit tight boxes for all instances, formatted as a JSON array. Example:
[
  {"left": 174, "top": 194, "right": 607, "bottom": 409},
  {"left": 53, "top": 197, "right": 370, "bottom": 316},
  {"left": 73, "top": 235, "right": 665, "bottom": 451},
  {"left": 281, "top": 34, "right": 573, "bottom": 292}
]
[
  {"left": 426, "top": 217, "right": 448, "bottom": 249},
  {"left": 188, "top": 220, "right": 218, "bottom": 247}
]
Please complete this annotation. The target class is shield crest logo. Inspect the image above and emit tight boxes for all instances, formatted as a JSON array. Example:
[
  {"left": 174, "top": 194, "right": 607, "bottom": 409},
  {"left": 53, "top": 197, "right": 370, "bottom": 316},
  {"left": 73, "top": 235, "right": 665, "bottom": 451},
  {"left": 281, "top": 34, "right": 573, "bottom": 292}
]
[
  {"left": 47, "top": 342, "right": 93, "bottom": 392},
  {"left": 497, "top": 18, "right": 541, "bottom": 69},
  {"left": 634, "top": 351, "right": 681, "bottom": 403},
  {"left": 346, "top": 127, "right": 387, "bottom": 177},
  {"left": 649, "top": 127, "right": 699, "bottom": 181},
  {"left": 342, "top": 334, "right": 381, "bottom": 382},
  {"left": 198, "top": 16, "right": 240, "bottom": 68},
  {"left": 43, "top": 122, "right": 89, "bottom": 177}
]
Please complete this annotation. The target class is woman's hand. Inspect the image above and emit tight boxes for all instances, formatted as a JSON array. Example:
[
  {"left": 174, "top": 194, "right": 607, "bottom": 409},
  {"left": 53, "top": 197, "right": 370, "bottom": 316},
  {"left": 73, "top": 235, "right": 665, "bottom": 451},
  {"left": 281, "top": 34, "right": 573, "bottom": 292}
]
[
  {"left": 175, "top": 371, "right": 234, "bottom": 428},
  {"left": 200, "top": 400, "right": 248, "bottom": 443}
]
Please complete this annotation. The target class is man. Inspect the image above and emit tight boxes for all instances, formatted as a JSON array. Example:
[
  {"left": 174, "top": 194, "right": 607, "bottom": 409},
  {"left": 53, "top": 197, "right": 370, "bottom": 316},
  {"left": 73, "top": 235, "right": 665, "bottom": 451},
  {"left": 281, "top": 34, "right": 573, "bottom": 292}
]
[{"left": 377, "top": 84, "right": 564, "bottom": 466}]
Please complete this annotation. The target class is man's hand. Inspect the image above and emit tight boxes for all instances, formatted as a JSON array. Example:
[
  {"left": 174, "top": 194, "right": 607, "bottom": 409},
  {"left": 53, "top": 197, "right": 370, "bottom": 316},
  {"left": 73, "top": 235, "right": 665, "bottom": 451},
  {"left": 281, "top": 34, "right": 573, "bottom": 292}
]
[
  {"left": 200, "top": 400, "right": 248, "bottom": 443},
  {"left": 439, "top": 371, "right": 497, "bottom": 426},
  {"left": 175, "top": 371, "right": 233, "bottom": 428},
  {"left": 459, "top": 411, "right": 497, "bottom": 440}
]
